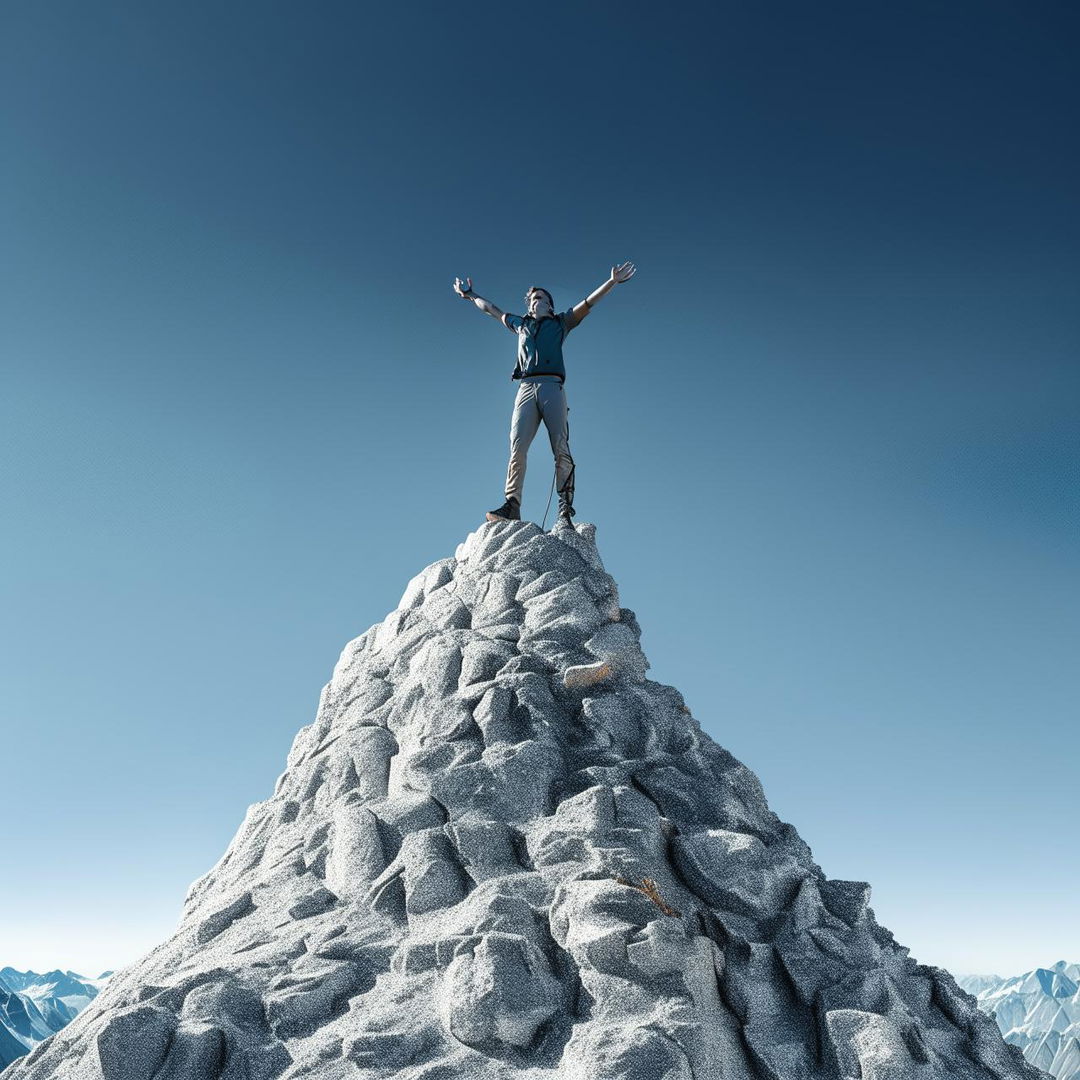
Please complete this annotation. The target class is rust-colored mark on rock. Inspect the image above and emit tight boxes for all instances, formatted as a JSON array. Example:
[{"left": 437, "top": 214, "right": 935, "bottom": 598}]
[{"left": 563, "top": 660, "right": 613, "bottom": 690}]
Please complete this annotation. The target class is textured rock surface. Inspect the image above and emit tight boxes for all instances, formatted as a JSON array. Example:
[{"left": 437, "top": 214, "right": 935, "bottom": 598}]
[{"left": 2, "top": 521, "right": 1048, "bottom": 1080}]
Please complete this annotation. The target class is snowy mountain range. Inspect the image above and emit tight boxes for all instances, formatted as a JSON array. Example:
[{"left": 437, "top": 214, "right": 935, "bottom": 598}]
[
  {"left": 0, "top": 969, "right": 110, "bottom": 1068},
  {"left": 960, "top": 962, "right": 1079, "bottom": 1080}
]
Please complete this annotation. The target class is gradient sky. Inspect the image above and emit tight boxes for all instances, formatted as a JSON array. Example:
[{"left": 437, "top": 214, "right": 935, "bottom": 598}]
[{"left": 1, "top": 1, "right": 1077, "bottom": 979}]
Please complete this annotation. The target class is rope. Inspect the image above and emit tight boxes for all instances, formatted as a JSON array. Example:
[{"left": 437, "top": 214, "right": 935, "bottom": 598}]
[
  {"left": 542, "top": 413, "right": 574, "bottom": 531},
  {"left": 540, "top": 470, "right": 557, "bottom": 530}
]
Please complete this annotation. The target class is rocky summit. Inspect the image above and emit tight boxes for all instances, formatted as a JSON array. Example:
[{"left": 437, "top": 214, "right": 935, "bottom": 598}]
[{"left": 3, "top": 521, "right": 1046, "bottom": 1080}]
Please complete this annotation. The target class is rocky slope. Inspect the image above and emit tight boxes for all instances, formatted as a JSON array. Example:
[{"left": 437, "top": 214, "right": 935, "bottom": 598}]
[
  {"left": 1, "top": 521, "right": 1047, "bottom": 1079},
  {"left": 960, "top": 964, "right": 1079, "bottom": 1080}
]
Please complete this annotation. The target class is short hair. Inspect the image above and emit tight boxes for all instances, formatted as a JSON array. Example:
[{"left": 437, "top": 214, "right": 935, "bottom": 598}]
[{"left": 526, "top": 286, "right": 554, "bottom": 311}]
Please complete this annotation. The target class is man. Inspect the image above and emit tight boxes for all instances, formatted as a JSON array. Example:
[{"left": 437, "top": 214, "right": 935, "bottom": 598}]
[{"left": 453, "top": 261, "right": 636, "bottom": 528}]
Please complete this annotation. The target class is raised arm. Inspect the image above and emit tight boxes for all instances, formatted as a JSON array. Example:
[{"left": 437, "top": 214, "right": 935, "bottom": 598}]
[
  {"left": 570, "top": 261, "right": 636, "bottom": 324},
  {"left": 453, "top": 276, "right": 506, "bottom": 322}
]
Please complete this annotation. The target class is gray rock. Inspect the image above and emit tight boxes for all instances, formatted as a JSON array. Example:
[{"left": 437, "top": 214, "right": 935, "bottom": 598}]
[
  {"left": 264, "top": 962, "right": 371, "bottom": 1040},
  {"left": 94, "top": 1004, "right": 177, "bottom": 1080},
  {"left": 325, "top": 805, "right": 387, "bottom": 893},
  {"left": 399, "top": 829, "right": 470, "bottom": 915},
  {"left": 467, "top": 571, "right": 521, "bottom": 628},
  {"left": 559, "top": 1021, "right": 694, "bottom": 1080},
  {"left": 7, "top": 521, "right": 1043, "bottom": 1080},
  {"left": 195, "top": 892, "right": 255, "bottom": 945},
  {"left": 151, "top": 1022, "right": 227, "bottom": 1080},
  {"left": 584, "top": 622, "right": 649, "bottom": 682},
  {"left": 180, "top": 978, "right": 266, "bottom": 1027},
  {"left": 825, "top": 1009, "right": 915, "bottom": 1079},
  {"left": 343, "top": 1028, "right": 429, "bottom": 1068},
  {"left": 440, "top": 932, "right": 563, "bottom": 1051},
  {"left": 671, "top": 828, "right": 808, "bottom": 920},
  {"left": 444, "top": 818, "right": 519, "bottom": 883},
  {"left": 288, "top": 887, "right": 337, "bottom": 921},
  {"left": 459, "top": 638, "right": 516, "bottom": 691}
]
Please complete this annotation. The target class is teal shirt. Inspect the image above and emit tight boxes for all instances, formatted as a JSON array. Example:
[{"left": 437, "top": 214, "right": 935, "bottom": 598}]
[{"left": 502, "top": 308, "right": 586, "bottom": 382}]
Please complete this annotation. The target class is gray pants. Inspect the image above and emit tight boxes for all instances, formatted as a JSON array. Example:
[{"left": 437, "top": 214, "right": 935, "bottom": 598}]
[{"left": 505, "top": 377, "right": 575, "bottom": 506}]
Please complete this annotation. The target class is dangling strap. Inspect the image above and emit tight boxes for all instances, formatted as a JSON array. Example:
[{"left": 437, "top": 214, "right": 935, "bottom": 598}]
[{"left": 558, "top": 414, "right": 575, "bottom": 502}]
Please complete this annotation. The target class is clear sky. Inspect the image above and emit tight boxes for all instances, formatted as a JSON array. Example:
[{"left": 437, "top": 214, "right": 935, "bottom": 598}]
[{"left": 1, "top": 1, "right": 1076, "bottom": 979}]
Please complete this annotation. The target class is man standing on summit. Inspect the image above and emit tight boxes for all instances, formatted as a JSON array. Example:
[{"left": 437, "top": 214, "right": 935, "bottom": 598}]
[{"left": 453, "top": 262, "right": 636, "bottom": 527}]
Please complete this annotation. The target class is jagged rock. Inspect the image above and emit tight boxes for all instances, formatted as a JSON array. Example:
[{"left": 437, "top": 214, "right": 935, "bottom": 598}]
[
  {"left": 3, "top": 521, "right": 1046, "bottom": 1080},
  {"left": 196, "top": 892, "right": 255, "bottom": 945},
  {"left": 95, "top": 1004, "right": 176, "bottom": 1080},
  {"left": 825, "top": 1008, "right": 914, "bottom": 1079},
  {"left": 583, "top": 622, "right": 648, "bottom": 682},
  {"left": 264, "top": 960, "right": 372, "bottom": 1040},
  {"left": 559, "top": 1021, "right": 694, "bottom": 1080},
  {"left": 440, "top": 932, "right": 563, "bottom": 1051},
  {"left": 343, "top": 1028, "right": 430, "bottom": 1068},
  {"left": 671, "top": 828, "right": 808, "bottom": 919}
]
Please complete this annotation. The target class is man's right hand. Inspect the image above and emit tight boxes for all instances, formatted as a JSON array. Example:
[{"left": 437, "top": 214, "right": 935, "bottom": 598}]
[{"left": 454, "top": 278, "right": 506, "bottom": 322}]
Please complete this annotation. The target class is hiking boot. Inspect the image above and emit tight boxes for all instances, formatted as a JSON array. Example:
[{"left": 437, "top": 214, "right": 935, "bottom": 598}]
[
  {"left": 486, "top": 497, "right": 520, "bottom": 523},
  {"left": 555, "top": 498, "right": 576, "bottom": 528}
]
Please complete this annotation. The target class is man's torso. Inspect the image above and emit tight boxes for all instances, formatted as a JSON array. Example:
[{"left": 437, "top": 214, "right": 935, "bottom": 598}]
[{"left": 502, "top": 310, "right": 583, "bottom": 381}]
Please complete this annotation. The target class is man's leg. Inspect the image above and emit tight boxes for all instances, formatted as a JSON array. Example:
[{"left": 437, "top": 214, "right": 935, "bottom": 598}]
[
  {"left": 505, "top": 381, "right": 542, "bottom": 506},
  {"left": 537, "top": 381, "right": 575, "bottom": 516}
]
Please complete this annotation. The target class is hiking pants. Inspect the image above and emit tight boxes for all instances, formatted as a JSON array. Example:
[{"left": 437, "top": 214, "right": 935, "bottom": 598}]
[{"left": 505, "top": 377, "right": 574, "bottom": 506}]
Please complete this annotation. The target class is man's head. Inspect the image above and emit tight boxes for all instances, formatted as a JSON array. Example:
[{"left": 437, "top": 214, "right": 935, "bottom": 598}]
[{"left": 525, "top": 287, "right": 554, "bottom": 319}]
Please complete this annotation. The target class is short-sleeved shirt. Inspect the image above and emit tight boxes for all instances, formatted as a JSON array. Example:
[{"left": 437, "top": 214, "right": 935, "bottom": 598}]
[{"left": 502, "top": 308, "right": 587, "bottom": 382}]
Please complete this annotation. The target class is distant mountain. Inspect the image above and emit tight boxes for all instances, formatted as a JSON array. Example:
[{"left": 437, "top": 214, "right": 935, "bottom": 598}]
[
  {"left": 0, "top": 969, "right": 110, "bottom": 1068},
  {"left": 960, "top": 962, "right": 1080, "bottom": 1080}
]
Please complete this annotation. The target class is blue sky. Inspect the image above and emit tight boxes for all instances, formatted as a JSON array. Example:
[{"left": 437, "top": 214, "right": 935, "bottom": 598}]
[{"left": 1, "top": 0, "right": 1077, "bottom": 978}]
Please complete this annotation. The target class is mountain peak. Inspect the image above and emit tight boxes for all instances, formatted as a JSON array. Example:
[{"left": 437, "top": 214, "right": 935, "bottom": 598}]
[
  {"left": 960, "top": 962, "right": 1079, "bottom": 1078},
  {"left": 3, "top": 522, "right": 1044, "bottom": 1079}
]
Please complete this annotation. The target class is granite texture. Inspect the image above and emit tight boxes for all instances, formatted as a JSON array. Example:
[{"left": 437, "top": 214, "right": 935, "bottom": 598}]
[{"left": 1, "top": 521, "right": 1048, "bottom": 1080}]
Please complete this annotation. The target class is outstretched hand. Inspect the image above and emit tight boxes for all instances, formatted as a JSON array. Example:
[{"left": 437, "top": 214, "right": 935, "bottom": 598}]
[
  {"left": 453, "top": 276, "right": 474, "bottom": 299},
  {"left": 611, "top": 261, "right": 636, "bottom": 284}
]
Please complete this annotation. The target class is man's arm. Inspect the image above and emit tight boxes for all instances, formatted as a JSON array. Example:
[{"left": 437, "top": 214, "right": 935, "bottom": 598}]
[
  {"left": 453, "top": 276, "right": 507, "bottom": 322},
  {"left": 569, "top": 260, "right": 636, "bottom": 324}
]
